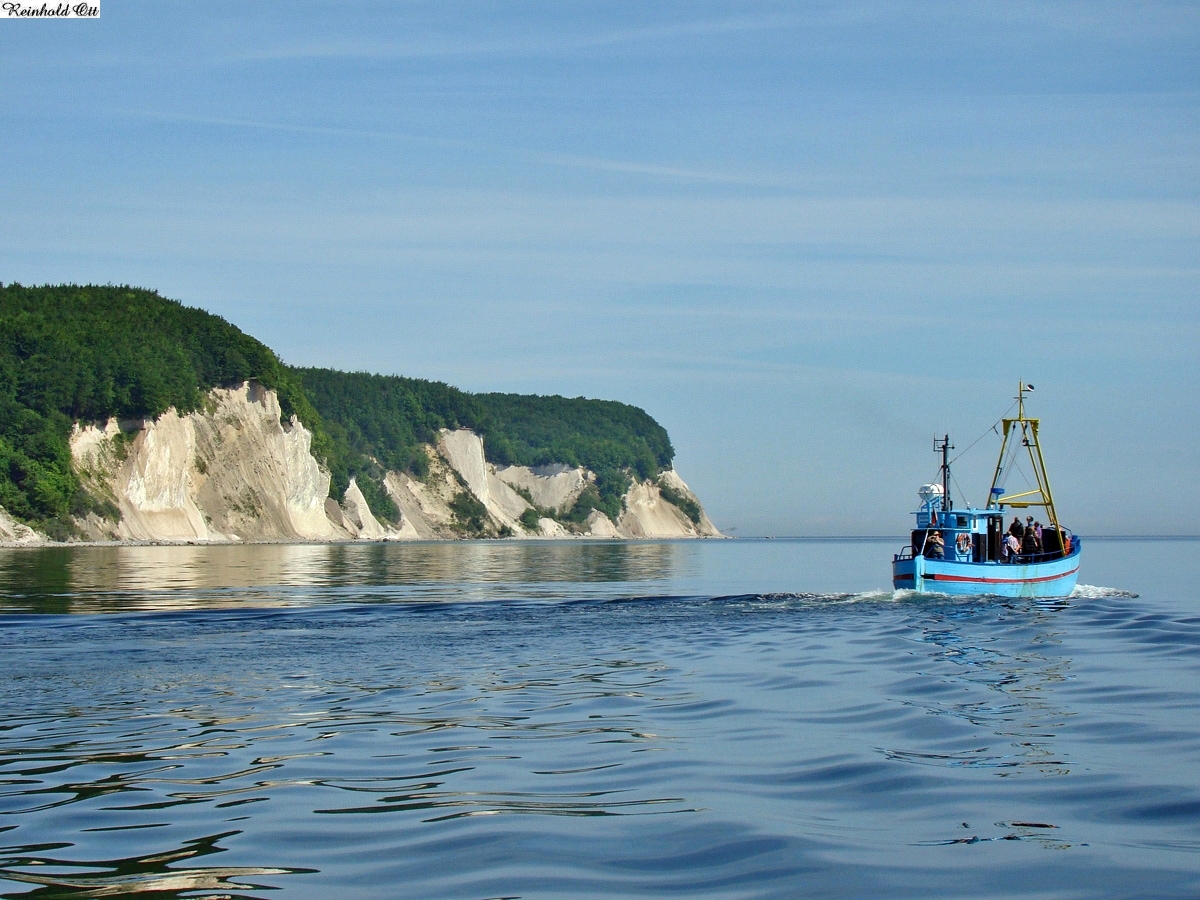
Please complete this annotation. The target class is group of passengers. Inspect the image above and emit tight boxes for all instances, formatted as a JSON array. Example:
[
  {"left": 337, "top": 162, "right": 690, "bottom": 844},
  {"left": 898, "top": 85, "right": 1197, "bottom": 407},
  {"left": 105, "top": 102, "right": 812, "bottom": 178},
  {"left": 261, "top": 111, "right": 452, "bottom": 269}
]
[
  {"left": 922, "top": 516, "right": 1050, "bottom": 562},
  {"left": 1002, "top": 516, "right": 1042, "bottom": 562}
]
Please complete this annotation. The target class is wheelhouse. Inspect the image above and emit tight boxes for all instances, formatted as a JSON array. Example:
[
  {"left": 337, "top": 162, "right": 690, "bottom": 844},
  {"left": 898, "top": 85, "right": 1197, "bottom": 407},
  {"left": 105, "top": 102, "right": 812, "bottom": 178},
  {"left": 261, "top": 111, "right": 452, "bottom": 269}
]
[{"left": 907, "top": 498, "right": 1005, "bottom": 564}]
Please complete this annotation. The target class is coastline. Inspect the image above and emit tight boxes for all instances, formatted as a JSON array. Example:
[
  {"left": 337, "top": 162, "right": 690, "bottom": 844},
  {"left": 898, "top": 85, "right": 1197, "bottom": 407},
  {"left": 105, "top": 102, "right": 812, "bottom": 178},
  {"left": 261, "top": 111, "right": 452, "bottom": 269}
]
[{"left": 0, "top": 533, "right": 728, "bottom": 550}]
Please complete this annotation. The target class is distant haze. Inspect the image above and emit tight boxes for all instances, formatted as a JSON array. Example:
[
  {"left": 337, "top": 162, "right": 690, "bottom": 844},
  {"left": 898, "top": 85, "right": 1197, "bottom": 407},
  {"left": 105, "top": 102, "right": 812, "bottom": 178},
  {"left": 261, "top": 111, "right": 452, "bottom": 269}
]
[{"left": 2, "top": 2, "right": 1196, "bottom": 535}]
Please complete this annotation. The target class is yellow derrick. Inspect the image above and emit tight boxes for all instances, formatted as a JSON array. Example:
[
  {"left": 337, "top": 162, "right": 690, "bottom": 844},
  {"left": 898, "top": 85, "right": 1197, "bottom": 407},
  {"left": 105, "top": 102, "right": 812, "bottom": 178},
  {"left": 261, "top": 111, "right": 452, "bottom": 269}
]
[{"left": 987, "top": 383, "right": 1061, "bottom": 535}]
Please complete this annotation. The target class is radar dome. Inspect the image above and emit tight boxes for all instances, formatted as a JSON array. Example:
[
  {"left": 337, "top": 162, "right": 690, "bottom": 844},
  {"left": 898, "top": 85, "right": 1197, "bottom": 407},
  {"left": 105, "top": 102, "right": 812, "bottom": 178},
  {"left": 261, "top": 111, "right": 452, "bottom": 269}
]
[{"left": 918, "top": 483, "right": 944, "bottom": 504}]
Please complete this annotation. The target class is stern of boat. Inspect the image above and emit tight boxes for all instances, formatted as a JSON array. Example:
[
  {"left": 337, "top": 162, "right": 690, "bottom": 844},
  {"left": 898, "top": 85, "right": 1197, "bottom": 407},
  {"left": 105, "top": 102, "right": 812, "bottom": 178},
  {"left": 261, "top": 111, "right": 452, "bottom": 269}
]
[
  {"left": 892, "top": 547, "right": 924, "bottom": 592},
  {"left": 893, "top": 539, "right": 1081, "bottom": 598}
]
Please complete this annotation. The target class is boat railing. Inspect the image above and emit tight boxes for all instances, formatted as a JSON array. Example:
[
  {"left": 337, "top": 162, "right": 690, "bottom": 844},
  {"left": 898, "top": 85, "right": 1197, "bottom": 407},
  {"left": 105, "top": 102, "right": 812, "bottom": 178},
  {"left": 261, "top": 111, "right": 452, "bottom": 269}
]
[
  {"left": 895, "top": 540, "right": 1078, "bottom": 565},
  {"left": 1013, "top": 540, "right": 1080, "bottom": 566}
]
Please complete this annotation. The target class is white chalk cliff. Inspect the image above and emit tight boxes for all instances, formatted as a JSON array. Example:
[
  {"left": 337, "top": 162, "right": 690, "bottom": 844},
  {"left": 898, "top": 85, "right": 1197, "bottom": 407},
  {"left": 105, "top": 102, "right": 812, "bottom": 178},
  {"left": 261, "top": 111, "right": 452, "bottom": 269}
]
[
  {"left": 70, "top": 383, "right": 342, "bottom": 542},
  {"left": 9, "top": 382, "right": 720, "bottom": 544},
  {"left": 0, "top": 506, "right": 46, "bottom": 545}
]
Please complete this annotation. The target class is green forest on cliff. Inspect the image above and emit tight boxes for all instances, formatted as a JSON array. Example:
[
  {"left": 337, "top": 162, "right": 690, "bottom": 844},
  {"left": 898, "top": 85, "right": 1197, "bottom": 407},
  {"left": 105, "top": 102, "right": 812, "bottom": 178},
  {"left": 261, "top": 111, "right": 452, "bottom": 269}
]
[
  {"left": 294, "top": 369, "right": 672, "bottom": 521},
  {"left": 0, "top": 284, "right": 674, "bottom": 534}
]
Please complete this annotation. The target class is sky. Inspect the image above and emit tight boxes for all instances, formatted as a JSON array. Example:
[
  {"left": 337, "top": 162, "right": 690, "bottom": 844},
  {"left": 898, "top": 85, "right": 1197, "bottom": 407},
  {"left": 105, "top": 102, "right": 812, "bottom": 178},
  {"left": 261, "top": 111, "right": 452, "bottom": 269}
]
[{"left": 1, "top": 1, "right": 1197, "bottom": 535}]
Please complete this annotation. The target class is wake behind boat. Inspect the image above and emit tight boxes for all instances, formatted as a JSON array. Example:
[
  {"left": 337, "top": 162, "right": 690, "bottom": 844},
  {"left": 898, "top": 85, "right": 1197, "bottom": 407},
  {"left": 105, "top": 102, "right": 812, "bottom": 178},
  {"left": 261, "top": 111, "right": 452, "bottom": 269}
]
[{"left": 892, "top": 383, "right": 1081, "bottom": 597}]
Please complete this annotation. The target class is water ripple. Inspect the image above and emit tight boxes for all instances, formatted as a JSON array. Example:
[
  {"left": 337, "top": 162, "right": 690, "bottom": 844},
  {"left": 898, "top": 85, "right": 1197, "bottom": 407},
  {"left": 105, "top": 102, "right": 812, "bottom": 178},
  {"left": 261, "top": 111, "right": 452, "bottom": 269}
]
[{"left": 1, "top": 540, "right": 1198, "bottom": 898}]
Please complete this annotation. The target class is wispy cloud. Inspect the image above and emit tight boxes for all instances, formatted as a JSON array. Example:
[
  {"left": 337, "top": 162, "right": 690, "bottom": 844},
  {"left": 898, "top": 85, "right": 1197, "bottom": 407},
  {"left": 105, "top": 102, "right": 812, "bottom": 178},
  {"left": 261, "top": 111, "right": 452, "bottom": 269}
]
[
  {"left": 234, "top": 12, "right": 805, "bottom": 63},
  {"left": 107, "top": 107, "right": 785, "bottom": 188}
]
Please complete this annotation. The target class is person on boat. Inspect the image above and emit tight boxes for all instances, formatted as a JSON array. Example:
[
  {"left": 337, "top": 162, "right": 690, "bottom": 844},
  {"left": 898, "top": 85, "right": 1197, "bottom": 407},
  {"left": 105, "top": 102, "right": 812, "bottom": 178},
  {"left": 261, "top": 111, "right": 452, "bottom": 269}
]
[
  {"left": 925, "top": 530, "right": 945, "bottom": 559},
  {"left": 1008, "top": 517, "right": 1024, "bottom": 541},
  {"left": 1021, "top": 522, "right": 1041, "bottom": 557},
  {"left": 1004, "top": 532, "right": 1020, "bottom": 563}
]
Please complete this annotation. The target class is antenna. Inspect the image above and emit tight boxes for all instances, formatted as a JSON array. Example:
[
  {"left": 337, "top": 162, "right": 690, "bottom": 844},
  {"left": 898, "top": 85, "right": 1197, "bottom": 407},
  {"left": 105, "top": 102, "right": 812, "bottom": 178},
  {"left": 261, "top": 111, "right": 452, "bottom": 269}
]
[{"left": 1017, "top": 382, "right": 1035, "bottom": 418}]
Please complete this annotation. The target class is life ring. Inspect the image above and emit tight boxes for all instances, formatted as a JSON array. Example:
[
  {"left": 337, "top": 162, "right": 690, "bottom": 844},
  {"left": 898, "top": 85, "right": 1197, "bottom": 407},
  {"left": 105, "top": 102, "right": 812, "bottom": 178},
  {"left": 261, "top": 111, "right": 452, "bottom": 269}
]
[{"left": 956, "top": 533, "right": 972, "bottom": 554}]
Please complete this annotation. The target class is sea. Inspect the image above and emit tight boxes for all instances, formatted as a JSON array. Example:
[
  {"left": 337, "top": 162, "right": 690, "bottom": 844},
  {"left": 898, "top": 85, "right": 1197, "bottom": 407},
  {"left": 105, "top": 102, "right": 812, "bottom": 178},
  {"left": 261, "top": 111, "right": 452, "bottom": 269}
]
[{"left": 0, "top": 537, "right": 1197, "bottom": 900}]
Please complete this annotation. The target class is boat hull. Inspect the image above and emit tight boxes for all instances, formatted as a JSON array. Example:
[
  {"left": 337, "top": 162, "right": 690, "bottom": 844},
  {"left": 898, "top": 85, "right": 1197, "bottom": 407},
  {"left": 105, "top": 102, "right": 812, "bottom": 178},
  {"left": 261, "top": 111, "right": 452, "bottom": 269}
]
[{"left": 892, "top": 544, "right": 1081, "bottom": 598}]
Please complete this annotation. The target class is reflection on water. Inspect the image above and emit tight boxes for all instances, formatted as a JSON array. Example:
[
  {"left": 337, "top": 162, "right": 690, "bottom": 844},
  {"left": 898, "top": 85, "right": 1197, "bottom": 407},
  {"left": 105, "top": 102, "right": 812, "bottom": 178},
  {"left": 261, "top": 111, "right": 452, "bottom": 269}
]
[
  {"left": 0, "top": 830, "right": 311, "bottom": 898},
  {"left": 0, "top": 596, "right": 702, "bottom": 897},
  {"left": 0, "top": 541, "right": 1198, "bottom": 898},
  {"left": 0, "top": 541, "right": 691, "bottom": 613},
  {"left": 890, "top": 599, "right": 1074, "bottom": 778}
]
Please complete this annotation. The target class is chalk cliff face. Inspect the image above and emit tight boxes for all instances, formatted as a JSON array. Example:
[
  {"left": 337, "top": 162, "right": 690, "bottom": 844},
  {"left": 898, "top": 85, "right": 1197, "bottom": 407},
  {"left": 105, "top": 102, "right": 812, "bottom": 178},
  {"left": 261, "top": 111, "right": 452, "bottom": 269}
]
[
  {"left": 13, "top": 382, "right": 720, "bottom": 544},
  {"left": 0, "top": 507, "right": 46, "bottom": 545},
  {"left": 619, "top": 469, "right": 721, "bottom": 538},
  {"left": 409, "top": 429, "right": 720, "bottom": 539},
  {"left": 71, "top": 383, "right": 343, "bottom": 542}
]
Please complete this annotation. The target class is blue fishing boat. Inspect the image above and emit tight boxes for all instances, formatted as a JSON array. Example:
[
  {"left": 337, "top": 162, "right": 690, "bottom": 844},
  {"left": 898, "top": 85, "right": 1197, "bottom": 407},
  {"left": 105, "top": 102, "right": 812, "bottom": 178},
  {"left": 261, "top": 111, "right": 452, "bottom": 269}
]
[{"left": 892, "top": 383, "right": 1081, "bottom": 597}]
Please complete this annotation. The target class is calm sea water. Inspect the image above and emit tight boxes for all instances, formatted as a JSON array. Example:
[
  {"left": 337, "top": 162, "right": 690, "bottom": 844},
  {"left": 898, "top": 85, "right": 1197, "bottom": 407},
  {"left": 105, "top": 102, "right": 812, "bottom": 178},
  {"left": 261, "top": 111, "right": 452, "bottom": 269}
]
[{"left": 0, "top": 538, "right": 1197, "bottom": 899}]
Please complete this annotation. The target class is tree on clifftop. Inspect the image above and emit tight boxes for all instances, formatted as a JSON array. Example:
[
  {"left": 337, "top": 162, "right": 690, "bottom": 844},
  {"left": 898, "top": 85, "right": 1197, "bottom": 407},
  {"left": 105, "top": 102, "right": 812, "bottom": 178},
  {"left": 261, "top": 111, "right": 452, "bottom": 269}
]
[{"left": 0, "top": 284, "right": 327, "bottom": 534}]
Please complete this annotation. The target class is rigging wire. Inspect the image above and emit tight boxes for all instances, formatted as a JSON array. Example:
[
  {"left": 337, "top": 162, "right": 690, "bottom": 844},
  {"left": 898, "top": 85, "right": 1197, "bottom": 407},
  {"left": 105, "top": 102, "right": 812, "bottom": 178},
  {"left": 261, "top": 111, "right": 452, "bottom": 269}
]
[
  {"left": 1006, "top": 411, "right": 1030, "bottom": 476},
  {"left": 926, "top": 398, "right": 1020, "bottom": 509},
  {"left": 922, "top": 398, "right": 1024, "bottom": 510},
  {"left": 948, "top": 398, "right": 1018, "bottom": 468},
  {"left": 1000, "top": 434, "right": 1034, "bottom": 500},
  {"left": 949, "top": 470, "right": 970, "bottom": 508}
]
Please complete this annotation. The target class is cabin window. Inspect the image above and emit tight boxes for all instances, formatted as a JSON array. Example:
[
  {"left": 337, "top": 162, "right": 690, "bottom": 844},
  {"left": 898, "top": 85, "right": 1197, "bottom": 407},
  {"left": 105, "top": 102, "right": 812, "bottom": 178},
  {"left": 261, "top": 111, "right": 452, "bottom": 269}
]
[{"left": 956, "top": 515, "right": 967, "bottom": 528}]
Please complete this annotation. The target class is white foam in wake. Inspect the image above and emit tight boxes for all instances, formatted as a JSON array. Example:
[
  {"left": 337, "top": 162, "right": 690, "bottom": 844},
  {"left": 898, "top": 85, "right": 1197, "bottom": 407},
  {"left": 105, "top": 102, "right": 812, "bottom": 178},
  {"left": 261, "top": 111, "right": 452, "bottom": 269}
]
[
  {"left": 747, "top": 590, "right": 899, "bottom": 606},
  {"left": 849, "top": 589, "right": 898, "bottom": 603},
  {"left": 888, "top": 588, "right": 988, "bottom": 602},
  {"left": 1070, "top": 584, "right": 1139, "bottom": 599}
]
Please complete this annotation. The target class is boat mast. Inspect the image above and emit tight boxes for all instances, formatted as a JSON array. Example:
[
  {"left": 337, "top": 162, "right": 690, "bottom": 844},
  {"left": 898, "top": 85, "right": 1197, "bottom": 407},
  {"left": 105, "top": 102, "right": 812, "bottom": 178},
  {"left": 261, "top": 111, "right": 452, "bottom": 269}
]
[
  {"left": 988, "top": 382, "right": 1061, "bottom": 534},
  {"left": 935, "top": 434, "right": 953, "bottom": 511}
]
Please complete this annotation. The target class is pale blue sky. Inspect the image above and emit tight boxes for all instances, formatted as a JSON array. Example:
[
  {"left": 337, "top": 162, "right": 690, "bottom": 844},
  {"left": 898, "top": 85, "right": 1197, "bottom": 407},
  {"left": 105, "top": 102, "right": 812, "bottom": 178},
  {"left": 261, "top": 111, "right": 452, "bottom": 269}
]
[{"left": 2, "top": 2, "right": 1197, "bottom": 534}]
